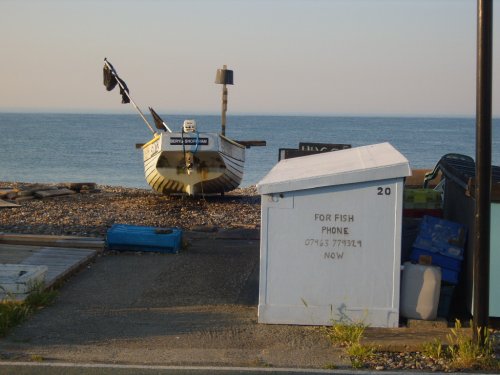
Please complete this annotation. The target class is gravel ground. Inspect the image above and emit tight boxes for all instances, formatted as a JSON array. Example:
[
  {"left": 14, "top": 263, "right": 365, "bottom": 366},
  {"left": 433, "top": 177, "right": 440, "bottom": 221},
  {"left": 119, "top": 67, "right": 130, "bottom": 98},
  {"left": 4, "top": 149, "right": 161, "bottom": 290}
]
[{"left": 0, "top": 182, "right": 260, "bottom": 237}]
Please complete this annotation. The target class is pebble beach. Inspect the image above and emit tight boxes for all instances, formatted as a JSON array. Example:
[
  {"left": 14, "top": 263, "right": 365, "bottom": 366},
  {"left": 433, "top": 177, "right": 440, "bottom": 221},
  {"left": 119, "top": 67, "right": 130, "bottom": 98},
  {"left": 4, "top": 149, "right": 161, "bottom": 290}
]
[{"left": 0, "top": 182, "right": 261, "bottom": 237}]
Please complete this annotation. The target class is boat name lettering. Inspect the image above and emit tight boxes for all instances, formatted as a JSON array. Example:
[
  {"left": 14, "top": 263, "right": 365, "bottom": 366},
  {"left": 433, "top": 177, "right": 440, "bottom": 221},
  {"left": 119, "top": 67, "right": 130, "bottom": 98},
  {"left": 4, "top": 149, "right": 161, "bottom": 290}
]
[
  {"left": 144, "top": 141, "right": 161, "bottom": 159},
  {"left": 170, "top": 137, "right": 209, "bottom": 145}
]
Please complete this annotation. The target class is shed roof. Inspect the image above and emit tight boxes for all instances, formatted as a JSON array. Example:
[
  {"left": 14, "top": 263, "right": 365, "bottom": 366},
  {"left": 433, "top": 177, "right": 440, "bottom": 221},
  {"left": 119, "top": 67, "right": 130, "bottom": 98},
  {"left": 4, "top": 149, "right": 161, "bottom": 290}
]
[{"left": 257, "top": 142, "right": 411, "bottom": 195}]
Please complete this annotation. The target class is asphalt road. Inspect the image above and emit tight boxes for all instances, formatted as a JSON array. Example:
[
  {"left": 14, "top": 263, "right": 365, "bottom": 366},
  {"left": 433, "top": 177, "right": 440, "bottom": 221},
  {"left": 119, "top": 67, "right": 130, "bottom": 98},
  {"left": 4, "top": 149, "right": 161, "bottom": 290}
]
[
  {"left": 0, "top": 362, "right": 478, "bottom": 375},
  {"left": 0, "top": 234, "right": 343, "bottom": 368}
]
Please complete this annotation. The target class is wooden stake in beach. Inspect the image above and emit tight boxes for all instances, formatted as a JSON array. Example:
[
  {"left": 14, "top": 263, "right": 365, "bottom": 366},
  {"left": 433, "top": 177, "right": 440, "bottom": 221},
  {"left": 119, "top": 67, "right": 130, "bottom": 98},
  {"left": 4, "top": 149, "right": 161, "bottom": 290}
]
[{"left": 215, "top": 65, "right": 234, "bottom": 136}]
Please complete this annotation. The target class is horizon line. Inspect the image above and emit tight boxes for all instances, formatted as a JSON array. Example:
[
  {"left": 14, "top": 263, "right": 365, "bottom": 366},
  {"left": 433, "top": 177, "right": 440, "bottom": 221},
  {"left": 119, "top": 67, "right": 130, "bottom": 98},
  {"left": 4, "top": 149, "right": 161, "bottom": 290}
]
[{"left": 0, "top": 108, "right": 488, "bottom": 120}]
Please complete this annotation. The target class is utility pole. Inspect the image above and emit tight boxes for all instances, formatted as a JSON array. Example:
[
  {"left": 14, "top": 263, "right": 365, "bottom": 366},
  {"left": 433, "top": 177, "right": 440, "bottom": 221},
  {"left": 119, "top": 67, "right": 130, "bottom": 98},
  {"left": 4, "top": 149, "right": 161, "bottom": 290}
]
[{"left": 473, "top": 0, "right": 492, "bottom": 343}]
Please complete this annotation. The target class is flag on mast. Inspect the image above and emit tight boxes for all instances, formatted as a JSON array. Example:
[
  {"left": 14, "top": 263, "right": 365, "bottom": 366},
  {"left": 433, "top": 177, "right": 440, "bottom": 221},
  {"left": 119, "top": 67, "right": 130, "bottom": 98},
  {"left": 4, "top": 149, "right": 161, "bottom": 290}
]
[
  {"left": 103, "top": 59, "right": 130, "bottom": 104},
  {"left": 149, "top": 106, "right": 171, "bottom": 131}
]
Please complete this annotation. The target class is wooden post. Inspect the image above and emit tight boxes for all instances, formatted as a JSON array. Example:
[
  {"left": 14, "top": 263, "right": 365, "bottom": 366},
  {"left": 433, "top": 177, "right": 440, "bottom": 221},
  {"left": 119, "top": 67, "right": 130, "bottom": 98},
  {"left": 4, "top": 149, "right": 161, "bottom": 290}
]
[
  {"left": 473, "top": 0, "right": 492, "bottom": 343},
  {"left": 215, "top": 64, "right": 233, "bottom": 136},
  {"left": 222, "top": 86, "right": 228, "bottom": 136},
  {"left": 221, "top": 65, "right": 228, "bottom": 136}
]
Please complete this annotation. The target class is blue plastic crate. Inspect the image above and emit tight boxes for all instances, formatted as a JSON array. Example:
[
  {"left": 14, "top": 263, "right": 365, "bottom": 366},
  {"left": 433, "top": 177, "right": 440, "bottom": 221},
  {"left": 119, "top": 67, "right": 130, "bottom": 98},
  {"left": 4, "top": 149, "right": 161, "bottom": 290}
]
[
  {"left": 410, "top": 247, "right": 462, "bottom": 272},
  {"left": 106, "top": 224, "right": 182, "bottom": 253},
  {"left": 441, "top": 268, "right": 460, "bottom": 285},
  {"left": 416, "top": 215, "right": 467, "bottom": 256},
  {"left": 412, "top": 236, "right": 464, "bottom": 260},
  {"left": 409, "top": 249, "right": 461, "bottom": 284}
]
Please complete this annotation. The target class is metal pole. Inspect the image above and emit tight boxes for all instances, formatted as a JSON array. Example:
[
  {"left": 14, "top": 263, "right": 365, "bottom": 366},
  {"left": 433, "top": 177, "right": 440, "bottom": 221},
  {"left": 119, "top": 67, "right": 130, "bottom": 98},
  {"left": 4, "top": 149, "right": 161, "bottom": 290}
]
[
  {"left": 473, "top": 0, "right": 492, "bottom": 343},
  {"left": 104, "top": 59, "right": 156, "bottom": 134},
  {"left": 221, "top": 84, "right": 227, "bottom": 136}
]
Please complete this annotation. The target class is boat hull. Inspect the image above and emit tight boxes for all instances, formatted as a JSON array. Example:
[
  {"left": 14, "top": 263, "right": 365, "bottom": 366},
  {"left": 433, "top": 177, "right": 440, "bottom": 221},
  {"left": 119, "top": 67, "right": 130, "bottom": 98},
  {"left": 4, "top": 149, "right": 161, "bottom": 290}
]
[{"left": 142, "top": 132, "right": 245, "bottom": 195}]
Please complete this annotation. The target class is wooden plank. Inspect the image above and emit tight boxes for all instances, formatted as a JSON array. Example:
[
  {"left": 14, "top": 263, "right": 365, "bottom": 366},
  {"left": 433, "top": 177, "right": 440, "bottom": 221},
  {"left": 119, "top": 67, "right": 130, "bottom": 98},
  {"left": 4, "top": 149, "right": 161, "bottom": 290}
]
[
  {"left": 0, "top": 255, "right": 33, "bottom": 263},
  {"left": 23, "top": 256, "right": 92, "bottom": 266},
  {"left": 0, "top": 233, "right": 105, "bottom": 249},
  {"left": 0, "top": 244, "right": 40, "bottom": 252},
  {"left": 55, "top": 239, "right": 105, "bottom": 249},
  {"left": 34, "top": 188, "right": 77, "bottom": 198},
  {"left": 0, "top": 199, "right": 20, "bottom": 208},
  {"left": 234, "top": 140, "right": 266, "bottom": 148},
  {"left": 15, "top": 196, "right": 35, "bottom": 203},
  {"left": 16, "top": 185, "right": 58, "bottom": 197},
  {"left": 0, "top": 188, "right": 17, "bottom": 198},
  {"left": 21, "top": 247, "right": 95, "bottom": 259},
  {"left": 20, "top": 247, "right": 97, "bottom": 288},
  {"left": 0, "top": 244, "right": 43, "bottom": 264},
  {"left": 62, "top": 182, "right": 97, "bottom": 191},
  {"left": 1, "top": 243, "right": 98, "bottom": 288}
]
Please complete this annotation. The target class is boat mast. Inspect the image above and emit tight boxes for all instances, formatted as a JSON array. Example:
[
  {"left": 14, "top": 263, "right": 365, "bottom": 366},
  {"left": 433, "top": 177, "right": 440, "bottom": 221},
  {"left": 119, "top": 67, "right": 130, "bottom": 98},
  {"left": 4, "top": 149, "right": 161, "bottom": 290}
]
[
  {"left": 215, "top": 65, "right": 234, "bottom": 136},
  {"left": 104, "top": 58, "right": 156, "bottom": 134}
]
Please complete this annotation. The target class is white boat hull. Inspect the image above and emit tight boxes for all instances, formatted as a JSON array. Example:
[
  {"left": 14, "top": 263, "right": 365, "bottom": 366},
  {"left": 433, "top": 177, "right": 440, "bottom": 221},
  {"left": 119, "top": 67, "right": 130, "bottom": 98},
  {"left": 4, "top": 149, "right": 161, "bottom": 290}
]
[{"left": 142, "top": 132, "right": 245, "bottom": 195}]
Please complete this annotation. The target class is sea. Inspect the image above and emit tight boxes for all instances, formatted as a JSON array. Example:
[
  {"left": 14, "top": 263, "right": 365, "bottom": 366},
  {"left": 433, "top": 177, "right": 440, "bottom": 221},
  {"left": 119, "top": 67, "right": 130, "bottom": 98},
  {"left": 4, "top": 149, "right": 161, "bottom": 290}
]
[{"left": 1, "top": 112, "right": 499, "bottom": 189}]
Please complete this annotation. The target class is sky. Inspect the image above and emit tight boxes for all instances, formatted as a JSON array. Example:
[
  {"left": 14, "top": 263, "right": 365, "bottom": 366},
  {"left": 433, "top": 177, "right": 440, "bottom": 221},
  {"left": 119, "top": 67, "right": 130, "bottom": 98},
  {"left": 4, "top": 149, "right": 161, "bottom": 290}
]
[{"left": 1, "top": 0, "right": 499, "bottom": 117}]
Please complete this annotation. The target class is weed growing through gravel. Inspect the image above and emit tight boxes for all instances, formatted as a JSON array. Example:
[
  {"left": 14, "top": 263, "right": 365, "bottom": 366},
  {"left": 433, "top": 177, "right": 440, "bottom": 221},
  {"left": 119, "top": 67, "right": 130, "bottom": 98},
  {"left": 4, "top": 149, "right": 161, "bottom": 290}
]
[
  {"left": 0, "top": 299, "right": 31, "bottom": 336},
  {"left": 323, "top": 313, "right": 374, "bottom": 369},
  {"left": 345, "top": 342, "right": 374, "bottom": 369},
  {"left": 420, "top": 320, "right": 499, "bottom": 371},
  {"left": 446, "top": 319, "right": 498, "bottom": 370},
  {"left": 422, "top": 338, "right": 445, "bottom": 360},
  {"left": 325, "top": 316, "right": 499, "bottom": 371},
  {"left": 0, "top": 283, "right": 57, "bottom": 337},
  {"left": 325, "top": 320, "right": 367, "bottom": 347},
  {"left": 24, "top": 282, "right": 58, "bottom": 309}
]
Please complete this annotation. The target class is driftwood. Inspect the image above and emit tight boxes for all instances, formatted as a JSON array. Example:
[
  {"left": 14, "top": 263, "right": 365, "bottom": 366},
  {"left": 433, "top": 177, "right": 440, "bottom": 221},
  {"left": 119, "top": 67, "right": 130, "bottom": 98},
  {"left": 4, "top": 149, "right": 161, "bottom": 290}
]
[
  {"left": 63, "top": 182, "right": 97, "bottom": 191},
  {"left": 1, "top": 183, "right": 99, "bottom": 204},
  {"left": 14, "top": 196, "right": 35, "bottom": 203},
  {"left": 17, "top": 186, "right": 58, "bottom": 197},
  {"left": 0, "top": 188, "right": 17, "bottom": 198},
  {"left": 34, "top": 188, "right": 77, "bottom": 199},
  {"left": 0, "top": 198, "right": 20, "bottom": 208},
  {"left": 4, "top": 191, "right": 19, "bottom": 200}
]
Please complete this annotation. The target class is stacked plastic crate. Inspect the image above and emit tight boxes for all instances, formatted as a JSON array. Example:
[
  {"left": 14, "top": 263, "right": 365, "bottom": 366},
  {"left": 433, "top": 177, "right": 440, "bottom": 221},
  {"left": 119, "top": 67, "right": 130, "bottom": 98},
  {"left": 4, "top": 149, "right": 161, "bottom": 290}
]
[
  {"left": 410, "top": 215, "right": 466, "bottom": 284},
  {"left": 403, "top": 188, "right": 443, "bottom": 218},
  {"left": 410, "top": 216, "right": 467, "bottom": 317}
]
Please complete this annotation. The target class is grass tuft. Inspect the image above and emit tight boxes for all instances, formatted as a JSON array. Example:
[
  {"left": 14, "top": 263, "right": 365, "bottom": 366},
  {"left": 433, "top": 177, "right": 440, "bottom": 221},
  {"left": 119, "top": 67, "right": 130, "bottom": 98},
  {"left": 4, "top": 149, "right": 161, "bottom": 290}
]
[
  {"left": 325, "top": 320, "right": 367, "bottom": 347},
  {"left": 446, "top": 319, "right": 498, "bottom": 370},
  {"left": 0, "top": 282, "right": 57, "bottom": 337},
  {"left": 324, "top": 318, "right": 373, "bottom": 368},
  {"left": 421, "top": 319, "right": 499, "bottom": 371}
]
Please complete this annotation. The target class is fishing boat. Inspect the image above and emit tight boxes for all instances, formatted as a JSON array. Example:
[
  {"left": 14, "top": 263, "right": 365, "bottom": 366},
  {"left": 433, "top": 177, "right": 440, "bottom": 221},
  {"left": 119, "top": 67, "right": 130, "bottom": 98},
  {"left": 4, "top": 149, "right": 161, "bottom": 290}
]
[
  {"left": 103, "top": 59, "right": 261, "bottom": 196},
  {"left": 141, "top": 118, "right": 245, "bottom": 196}
]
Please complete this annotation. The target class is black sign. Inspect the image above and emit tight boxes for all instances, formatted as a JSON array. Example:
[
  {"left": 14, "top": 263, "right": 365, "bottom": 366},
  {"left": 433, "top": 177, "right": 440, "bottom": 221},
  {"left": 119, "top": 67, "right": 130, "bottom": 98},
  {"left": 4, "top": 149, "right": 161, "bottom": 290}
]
[
  {"left": 279, "top": 148, "right": 319, "bottom": 161},
  {"left": 298, "top": 142, "right": 351, "bottom": 152},
  {"left": 170, "top": 137, "right": 209, "bottom": 146},
  {"left": 279, "top": 143, "right": 352, "bottom": 161}
]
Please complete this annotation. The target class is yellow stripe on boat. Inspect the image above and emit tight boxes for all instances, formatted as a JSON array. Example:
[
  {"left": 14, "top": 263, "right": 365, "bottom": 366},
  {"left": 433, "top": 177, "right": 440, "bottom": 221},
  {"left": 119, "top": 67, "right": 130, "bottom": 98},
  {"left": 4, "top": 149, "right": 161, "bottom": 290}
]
[{"left": 142, "top": 135, "right": 161, "bottom": 149}]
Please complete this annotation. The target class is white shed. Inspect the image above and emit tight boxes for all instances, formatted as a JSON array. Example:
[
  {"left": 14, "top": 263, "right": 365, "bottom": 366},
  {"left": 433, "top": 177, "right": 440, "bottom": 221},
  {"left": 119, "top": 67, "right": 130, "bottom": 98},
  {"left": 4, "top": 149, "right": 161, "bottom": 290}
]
[{"left": 257, "top": 142, "right": 411, "bottom": 327}]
